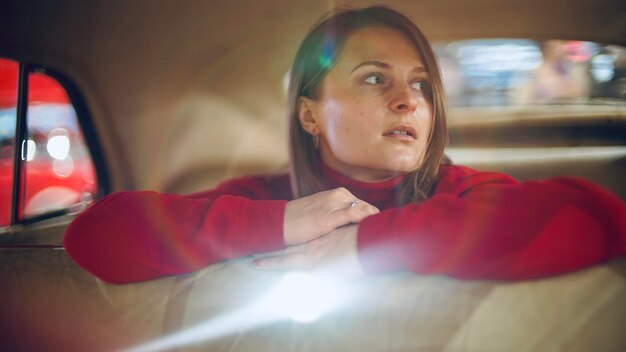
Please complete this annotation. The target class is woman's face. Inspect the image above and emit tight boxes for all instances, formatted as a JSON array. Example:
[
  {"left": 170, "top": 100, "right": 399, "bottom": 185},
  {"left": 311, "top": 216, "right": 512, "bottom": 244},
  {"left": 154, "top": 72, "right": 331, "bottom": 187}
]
[{"left": 300, "top": 26, "right": 433, "bottom": 182}]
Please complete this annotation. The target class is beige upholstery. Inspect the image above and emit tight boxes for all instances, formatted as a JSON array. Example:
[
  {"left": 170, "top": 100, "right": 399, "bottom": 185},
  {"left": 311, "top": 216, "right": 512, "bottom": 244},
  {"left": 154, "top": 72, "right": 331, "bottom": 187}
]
[{"left": 2, "top": 249, "right": 625, "bottom": 351}]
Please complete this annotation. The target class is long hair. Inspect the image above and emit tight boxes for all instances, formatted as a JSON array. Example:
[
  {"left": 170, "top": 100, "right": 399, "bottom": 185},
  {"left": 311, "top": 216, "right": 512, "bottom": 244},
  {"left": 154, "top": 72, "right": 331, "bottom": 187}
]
[{"left": 287, "top": 6, "right": 448, "bottom": 204}]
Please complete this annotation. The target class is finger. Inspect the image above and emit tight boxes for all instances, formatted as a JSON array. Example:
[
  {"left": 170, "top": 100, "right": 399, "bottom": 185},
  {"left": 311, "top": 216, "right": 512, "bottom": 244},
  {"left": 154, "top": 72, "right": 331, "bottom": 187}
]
[
  {"left": 330, "top": 187, "right": 354, "bottom": 199},
  {"left": 252, "top": 253, "right": 309, "bottom": 270},
  {"left": 327, "top": 188, "right": 360, "bottom": 208},
  {"left": 330, "top": 201, "right": 379, "bottom": 225},
  {"left": 351, "top": 200, "right": 380, "bottom": 214}
]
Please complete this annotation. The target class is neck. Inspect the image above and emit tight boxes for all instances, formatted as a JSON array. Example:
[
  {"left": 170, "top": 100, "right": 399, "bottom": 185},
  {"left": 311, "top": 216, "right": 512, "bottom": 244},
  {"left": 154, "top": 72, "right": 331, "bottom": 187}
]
[
  {"left": 319, "top": 160, "right": 406, "bottom": 184},
  {"left": 327, "top": 163, "right": 402, "bottom": 183}
]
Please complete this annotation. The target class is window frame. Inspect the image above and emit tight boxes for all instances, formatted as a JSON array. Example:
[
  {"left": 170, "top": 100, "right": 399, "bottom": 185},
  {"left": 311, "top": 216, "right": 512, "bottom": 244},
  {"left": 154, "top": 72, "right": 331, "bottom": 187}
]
[{"left": 0, "top": 59, "right": 109, "bottom": 244}]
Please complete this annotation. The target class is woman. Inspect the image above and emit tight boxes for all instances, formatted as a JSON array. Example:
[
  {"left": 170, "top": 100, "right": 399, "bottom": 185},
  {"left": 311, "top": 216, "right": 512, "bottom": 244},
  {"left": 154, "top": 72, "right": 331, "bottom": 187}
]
[{"left": 64, "top": 6, "right": 626, "bottom": 284}]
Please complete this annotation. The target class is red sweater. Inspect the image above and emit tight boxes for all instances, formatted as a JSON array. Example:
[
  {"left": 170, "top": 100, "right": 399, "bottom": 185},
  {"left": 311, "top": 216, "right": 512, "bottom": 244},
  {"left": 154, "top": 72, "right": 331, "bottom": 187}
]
[{"left": 64, "top": 164, "right": 626, "bottom": 284}]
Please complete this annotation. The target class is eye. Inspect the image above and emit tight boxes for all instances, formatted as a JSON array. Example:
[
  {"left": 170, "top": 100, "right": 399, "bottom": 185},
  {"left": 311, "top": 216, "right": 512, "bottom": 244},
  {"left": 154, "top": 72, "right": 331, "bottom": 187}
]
[
  {"left": 411, "top": 80, "right": 428, "bottom": 91},
  {"left": 363, "top": 74, "right": 383, "bottom": 85}
]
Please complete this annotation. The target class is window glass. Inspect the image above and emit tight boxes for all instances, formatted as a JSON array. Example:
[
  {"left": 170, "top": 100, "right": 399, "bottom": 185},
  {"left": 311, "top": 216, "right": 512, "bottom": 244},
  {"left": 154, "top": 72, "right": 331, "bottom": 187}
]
[
  {"left": 22, "top": 72, "right": 96, "bottom": 220},
  {"left": 433, "top": 39, "right": 626, "bottom": 107},
  {"left": 0, "top": 58, "right": 18, "bottom": 227}
]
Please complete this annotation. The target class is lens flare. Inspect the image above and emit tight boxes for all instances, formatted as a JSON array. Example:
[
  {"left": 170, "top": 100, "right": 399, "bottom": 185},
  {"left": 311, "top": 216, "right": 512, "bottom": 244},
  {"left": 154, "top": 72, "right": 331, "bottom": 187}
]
[
  {"left": 124, "top": 271, "right": 352, "bottom": 352},
  {"left": 318, "top": 38, "right": 335, "bottom": 70},
  {"left": 263, "top": 271, "right": 342, "bottom": 323}
]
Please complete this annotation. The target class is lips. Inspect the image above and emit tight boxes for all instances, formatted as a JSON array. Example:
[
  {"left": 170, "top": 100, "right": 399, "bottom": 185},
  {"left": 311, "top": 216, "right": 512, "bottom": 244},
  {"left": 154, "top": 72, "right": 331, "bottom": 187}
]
[{"left": 383, "top": 125, "right": 417, "bottom": 140}]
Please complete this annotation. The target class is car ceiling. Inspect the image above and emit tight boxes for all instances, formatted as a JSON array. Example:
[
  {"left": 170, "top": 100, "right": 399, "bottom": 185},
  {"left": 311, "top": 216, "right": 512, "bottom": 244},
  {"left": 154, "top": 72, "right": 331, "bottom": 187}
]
[{"left": 0, "top": 0, "right": 625, "bottom": 192}]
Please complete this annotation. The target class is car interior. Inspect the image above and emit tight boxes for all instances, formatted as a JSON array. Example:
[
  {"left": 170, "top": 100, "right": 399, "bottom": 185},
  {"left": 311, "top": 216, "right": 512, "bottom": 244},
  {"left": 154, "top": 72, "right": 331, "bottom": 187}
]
[{"left": 1, "top": 0, "right": 625, "bottom": 351}]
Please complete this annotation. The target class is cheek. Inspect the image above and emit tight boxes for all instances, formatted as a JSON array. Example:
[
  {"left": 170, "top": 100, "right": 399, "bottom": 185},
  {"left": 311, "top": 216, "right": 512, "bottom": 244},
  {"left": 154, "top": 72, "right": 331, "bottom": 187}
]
[
  {"left": 417, "top": 101, "right": 433, "bottom": 132},
  {"left": 321, "top": 99, "right": 365, "bottom": 143},
  {"left": 415, "top": 101, "right": 434, "bottom": 161},
  {"left": 320, "top": 102, "right": 344, "bottom": 140}
]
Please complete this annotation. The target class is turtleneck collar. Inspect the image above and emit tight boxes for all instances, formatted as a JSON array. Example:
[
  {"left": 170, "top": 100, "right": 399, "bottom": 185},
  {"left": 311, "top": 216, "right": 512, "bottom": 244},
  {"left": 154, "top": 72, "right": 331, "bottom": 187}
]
[{"left": 320, "top": 162, "right": 406, "bottom": 209}]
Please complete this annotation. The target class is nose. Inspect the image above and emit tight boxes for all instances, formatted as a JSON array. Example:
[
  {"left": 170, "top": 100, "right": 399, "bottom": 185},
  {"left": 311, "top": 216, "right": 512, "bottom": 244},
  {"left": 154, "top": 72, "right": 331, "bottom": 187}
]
[{"left": 389, "top": 87, "right": 418, "bottom": 114}]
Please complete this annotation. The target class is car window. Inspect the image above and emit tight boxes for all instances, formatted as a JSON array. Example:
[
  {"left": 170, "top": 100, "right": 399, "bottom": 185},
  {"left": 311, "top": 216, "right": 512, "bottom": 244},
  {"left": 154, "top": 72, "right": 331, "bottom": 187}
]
[
  {"left": 434, "top": 39, "right": 626, "bottom": 199},
  {"left": 433, "top": 39, "right": 626, "bottom": 107},
  {"left": 23, "top": 72, "right": 97, "bottom": 220},
  {"left": 0, "top": 58, "right": 98, "bottom": 228}
]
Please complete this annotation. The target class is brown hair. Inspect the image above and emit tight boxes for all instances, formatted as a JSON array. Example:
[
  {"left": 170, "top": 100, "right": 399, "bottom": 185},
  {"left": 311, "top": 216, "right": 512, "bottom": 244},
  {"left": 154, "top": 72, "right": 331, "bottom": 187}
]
[{"left": 287, "top": 6, "right": 448, "bottom": 204}]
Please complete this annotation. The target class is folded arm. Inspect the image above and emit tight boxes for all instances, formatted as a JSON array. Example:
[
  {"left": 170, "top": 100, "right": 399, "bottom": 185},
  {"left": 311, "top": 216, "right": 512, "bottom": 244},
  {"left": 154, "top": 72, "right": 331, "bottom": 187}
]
[
  {"left": 64, "top": 190, "right": 287, "bottom": 284},
  {"left": 64, "top": 175, "right": 378, "bottom": 284},
  {"left": 357, "top": 173, "right": 626, "bottom": 280}
]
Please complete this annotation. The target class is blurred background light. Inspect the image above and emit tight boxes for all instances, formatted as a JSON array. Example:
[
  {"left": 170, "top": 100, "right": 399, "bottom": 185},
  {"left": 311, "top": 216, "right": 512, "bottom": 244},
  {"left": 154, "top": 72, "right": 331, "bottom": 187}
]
[
  {"left": 52, "top": 155, "right": 74, "bottom": 177},
  {"left": 47, "top": 128, "right": 70, "bottom": 160},
  {"left": 591, "top": 54, "right": 616, "bottom": 82},
  {"left": 26, "top": 139, "right": 36, "bottom": 161}
]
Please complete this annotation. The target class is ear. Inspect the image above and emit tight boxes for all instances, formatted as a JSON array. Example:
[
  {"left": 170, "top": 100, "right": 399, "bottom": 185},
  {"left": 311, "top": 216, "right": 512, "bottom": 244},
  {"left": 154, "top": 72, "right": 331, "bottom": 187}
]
[{"left": 297, "top": 96, "right": 320, "bottom": 135}]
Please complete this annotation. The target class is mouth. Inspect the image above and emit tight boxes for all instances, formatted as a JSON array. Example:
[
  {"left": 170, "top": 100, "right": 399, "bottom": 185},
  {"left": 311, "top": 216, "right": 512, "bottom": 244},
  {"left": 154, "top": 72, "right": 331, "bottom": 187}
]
[{"left": 383, "top": 125, "right": 417, "bottom": 140}]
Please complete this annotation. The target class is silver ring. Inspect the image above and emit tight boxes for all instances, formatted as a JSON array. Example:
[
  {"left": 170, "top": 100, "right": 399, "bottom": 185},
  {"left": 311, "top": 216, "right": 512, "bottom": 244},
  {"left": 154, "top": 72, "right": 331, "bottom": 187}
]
[{"left": 350, "top": 199, "right": 361, "bottom": 208}]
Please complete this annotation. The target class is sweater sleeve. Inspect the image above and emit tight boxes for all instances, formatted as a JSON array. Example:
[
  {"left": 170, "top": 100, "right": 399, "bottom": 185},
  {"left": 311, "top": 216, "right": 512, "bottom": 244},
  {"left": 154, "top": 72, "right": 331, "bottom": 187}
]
[
  {"left": 356, "top": 168, "right": 626, "bottom": 280},
  {"left": 64, "top": 177, "right": 288, "bottom": 284}
]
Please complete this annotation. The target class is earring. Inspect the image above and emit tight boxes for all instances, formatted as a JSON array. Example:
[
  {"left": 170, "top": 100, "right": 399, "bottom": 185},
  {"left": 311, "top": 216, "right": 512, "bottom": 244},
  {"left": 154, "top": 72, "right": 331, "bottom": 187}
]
[{"left": 312, "top": 134, "right": 319, "bottom": 149}]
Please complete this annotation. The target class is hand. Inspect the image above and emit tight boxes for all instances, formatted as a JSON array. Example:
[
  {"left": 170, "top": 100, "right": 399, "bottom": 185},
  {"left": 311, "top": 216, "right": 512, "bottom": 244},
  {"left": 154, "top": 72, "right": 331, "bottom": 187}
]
[
  {"left": 253, "top": 225, "right": 365, "bottom": 280},
  {"left": 283, "top": 187, "right": 379, "bottom": 246}
]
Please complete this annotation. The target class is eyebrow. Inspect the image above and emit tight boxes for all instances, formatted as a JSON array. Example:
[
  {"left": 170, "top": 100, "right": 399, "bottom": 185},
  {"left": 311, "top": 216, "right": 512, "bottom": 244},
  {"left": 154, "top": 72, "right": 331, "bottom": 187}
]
[{"left": 350, "top": 60, "right": 427, "bottom": 74}]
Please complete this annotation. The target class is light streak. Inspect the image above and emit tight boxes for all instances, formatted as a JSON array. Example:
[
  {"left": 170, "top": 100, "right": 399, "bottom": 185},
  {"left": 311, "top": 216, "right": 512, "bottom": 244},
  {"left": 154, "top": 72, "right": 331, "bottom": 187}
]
[{"left": 124, "top": 272, "right": 352, "bottom": 352}]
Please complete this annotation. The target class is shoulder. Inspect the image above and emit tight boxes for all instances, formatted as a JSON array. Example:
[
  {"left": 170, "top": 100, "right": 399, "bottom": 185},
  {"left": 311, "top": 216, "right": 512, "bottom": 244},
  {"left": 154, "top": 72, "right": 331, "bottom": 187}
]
[
  {"left": 189, "top": 173, "right": 292, "bottom": 200},
  {"left": 434, "top": 164, "right": 518, "bottom": 196}
]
